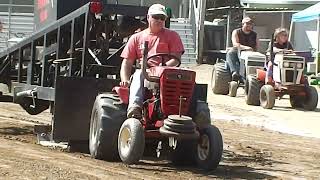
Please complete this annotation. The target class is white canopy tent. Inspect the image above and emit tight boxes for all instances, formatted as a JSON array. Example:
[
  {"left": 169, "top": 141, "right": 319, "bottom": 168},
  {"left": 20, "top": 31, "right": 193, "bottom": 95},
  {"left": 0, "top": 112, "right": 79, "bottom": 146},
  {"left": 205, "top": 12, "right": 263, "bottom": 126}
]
[{"left": 290, "top": 2, "right": 320, "bottom": 74}]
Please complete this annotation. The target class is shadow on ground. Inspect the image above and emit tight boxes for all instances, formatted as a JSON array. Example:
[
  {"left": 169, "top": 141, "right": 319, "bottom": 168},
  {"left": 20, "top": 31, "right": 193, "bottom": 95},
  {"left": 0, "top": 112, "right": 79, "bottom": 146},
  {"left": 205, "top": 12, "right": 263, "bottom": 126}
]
[
  {"left": 0, "top": 126, "right": 34, "bottom": 135},
  {"left": 273, "top": 106, "right": 320, "bottom": 112},
  {"left": 129, "top": 149, "right": 290, "bottom": 179}
]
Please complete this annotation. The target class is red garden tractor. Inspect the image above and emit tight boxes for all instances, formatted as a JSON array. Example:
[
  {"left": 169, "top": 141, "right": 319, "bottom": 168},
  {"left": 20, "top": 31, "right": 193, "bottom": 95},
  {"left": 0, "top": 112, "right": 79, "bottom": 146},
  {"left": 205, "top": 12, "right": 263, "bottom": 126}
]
[{"left": 89, "top": 42, "right": 223, "bottom": 170}]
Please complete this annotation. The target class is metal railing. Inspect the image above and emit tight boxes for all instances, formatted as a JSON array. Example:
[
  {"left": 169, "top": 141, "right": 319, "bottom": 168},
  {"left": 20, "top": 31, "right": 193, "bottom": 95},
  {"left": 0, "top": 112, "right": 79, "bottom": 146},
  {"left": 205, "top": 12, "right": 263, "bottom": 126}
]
[
  {"left": 0, "top": 2, "right": 34, "bottom": 51},
  {"left": 189, "top": 0, "right": 206, "bottom": 63}
]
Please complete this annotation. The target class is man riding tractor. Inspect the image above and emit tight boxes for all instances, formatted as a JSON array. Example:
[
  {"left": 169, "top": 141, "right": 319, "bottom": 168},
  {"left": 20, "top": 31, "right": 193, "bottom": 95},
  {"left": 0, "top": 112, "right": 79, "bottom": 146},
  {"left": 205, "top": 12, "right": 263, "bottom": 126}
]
[
  {"left": 89, "top": 4, "right": 223, "bottom": 171},
  {"left": 211, "top": 17, "right": 265, "bottom": 101}
]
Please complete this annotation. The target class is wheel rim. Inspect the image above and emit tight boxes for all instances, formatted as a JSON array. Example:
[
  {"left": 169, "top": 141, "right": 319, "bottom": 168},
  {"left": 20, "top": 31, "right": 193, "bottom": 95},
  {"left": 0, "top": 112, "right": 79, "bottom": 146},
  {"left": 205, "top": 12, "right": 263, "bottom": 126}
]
[
  {"left": 260, "top": 89, "right": 267, "bottom": 105},
  {"left": 197, "top": 134, "right": 210, "bottom": 161},
  {"left": 90, "top": 110, "right": 99, "bottom": 145},
  {"left": 119, "top": 126, "right": 131, "bottom": 156}
]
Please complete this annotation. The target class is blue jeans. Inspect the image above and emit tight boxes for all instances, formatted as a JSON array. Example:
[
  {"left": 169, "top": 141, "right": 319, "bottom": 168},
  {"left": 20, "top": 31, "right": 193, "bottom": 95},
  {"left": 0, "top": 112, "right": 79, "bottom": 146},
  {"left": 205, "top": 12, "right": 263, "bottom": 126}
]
[
  {"left": 128, "top": 69, "right": 144, "bottom": 110},
  {"left": 226, "top": 48, "right": 240, "bottom": 74}
]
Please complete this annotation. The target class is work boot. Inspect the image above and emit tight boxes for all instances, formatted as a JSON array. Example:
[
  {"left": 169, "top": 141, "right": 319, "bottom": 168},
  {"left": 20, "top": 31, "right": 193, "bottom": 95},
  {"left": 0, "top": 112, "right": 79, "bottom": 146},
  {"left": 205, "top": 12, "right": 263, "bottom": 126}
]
[
  {"left": 127, "top": 104, "right": 142, "bottom": 119},
  {"left": 232, "top": 72, "right": 240, "bottom": 82}
]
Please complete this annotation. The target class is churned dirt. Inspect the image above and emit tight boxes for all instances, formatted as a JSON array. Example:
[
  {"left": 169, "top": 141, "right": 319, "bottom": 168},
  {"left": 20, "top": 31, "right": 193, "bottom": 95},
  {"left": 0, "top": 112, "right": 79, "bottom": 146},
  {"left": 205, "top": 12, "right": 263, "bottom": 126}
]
[{"left": 0, "top": 64, "right": 319, "bottom": 179}]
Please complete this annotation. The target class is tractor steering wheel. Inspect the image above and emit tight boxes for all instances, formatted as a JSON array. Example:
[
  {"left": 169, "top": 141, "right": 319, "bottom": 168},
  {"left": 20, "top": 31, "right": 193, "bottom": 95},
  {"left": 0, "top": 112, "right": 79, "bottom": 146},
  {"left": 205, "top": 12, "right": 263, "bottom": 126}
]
[{"left": 146, "top": 53, "right": 181, "bottom": 67}]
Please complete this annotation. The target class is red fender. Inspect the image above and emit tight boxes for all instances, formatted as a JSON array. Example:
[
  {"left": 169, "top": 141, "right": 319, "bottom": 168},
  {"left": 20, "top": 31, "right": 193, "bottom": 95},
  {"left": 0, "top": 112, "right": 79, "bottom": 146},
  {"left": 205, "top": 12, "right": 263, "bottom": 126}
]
[
  {"left": 256, "top": 69, "right": 266, "bottom": 82},
  {"left": 112, "top": 86, "right": 129, "bottom": 104}
]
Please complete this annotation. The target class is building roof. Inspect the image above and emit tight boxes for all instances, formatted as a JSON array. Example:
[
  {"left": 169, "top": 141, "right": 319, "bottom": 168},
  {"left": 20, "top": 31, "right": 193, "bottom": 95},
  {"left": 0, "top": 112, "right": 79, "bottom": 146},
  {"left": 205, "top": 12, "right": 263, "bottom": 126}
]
[
  {"left": 240, "top": 0, "right": 320, "bottom": 10},
  {"left": 241, "top": 0, "right": 320, "bottom": 4}
]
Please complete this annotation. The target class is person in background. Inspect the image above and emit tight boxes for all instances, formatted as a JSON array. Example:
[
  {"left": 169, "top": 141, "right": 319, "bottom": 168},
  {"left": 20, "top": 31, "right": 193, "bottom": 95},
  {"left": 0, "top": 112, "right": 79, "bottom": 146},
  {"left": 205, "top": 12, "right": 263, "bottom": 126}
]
[
  {"left": 266, "top": 28, "right": 294, "bottom": 84},
  {"left": 165, "top": 6, "right": 172, "bottom": 28},
  {"left": 119, "top": 4, "right": 184, "bottom": 118},
  {"left": 226, "top": 17, "right": 259, "bottom": 81},
  {"left": 267, "top": 28, "right": 293, "bottom": 52}
]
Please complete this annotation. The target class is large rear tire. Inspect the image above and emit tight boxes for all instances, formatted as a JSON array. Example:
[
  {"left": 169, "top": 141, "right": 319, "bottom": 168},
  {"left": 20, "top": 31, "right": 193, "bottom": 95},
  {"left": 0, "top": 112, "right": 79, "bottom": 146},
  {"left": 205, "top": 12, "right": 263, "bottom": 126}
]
[
  {"left": 260, "top": 85, "right": 275, "bottom": 109},
  {"left": 195, "top": 125, "right": 223, "bottom": 170},
  {"left": 211, "top": 63, "right": 231, "bottom": 95},
  {"left": 89, "top": 93, "right": 127, "bottom": 161},
  {"left": 193, "top": 101, "right": 211, "bottom": 127},
  {"left": 245, "top": 75, "right": 263, "bottom": 106},
  {"left": 289, "top": 95, "right": 304, "bottom": 108},
  {"left": 118, "top": 118, "right": 145, "bottom": 164},
  {"left": 302, "top": 86, "right": 318, "bottom": 111}
]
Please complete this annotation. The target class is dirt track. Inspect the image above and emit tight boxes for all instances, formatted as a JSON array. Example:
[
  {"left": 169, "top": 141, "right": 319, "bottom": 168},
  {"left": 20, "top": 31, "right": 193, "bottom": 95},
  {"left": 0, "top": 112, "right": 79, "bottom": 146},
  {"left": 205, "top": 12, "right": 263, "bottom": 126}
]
[
  {"left": 0, "top": 105, "right": 319, "bottom": 179},
  {"left": 0, "top": 65, "right": 319, "bottom": 179}
]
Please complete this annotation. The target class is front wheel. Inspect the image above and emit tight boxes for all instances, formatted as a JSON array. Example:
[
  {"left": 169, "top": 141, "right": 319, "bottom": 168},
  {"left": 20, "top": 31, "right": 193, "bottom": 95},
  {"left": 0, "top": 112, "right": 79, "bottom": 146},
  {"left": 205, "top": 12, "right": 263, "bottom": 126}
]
[
  {"left": 260, "top": 85, "right": 275, "bottom": 109},
  {"left": 229, "top": 81, "right": 238, "bottom": 97},
  {"left": 195, "top": 125, "right": 223, "bottom": 170},
  {"left": 118, "top": 118, "right": 145, "bottom": 164}
]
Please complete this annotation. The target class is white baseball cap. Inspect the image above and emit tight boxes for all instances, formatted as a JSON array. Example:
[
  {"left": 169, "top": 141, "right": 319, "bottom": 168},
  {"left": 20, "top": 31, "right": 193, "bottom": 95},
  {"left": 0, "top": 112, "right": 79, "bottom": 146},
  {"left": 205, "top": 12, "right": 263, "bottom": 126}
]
[
  {"left": 242, "top": 17, "right": 253, "bottom": 24},
  {"left": 148, "top": 4, "right": 167, "bottom": 17}
]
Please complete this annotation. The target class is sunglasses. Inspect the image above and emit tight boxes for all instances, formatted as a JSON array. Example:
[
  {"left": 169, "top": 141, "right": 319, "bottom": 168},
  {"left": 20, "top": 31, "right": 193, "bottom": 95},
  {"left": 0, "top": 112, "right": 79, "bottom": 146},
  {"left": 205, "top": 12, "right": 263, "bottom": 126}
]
[
  {"left": 244, "top": 22, "right": 253, "bottom": 26},
  {"left": 151, "top": 15, "right": 166, "bottom": 21}
]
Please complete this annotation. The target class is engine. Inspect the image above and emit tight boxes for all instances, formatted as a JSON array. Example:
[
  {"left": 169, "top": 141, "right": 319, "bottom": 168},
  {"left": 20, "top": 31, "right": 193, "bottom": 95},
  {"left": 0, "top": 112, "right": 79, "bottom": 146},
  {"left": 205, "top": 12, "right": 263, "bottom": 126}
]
[
  {"left": 159, "top": 68, "right": 196, "bottom": 116},
  {"left": 239, "top": 51, "right": 266, "bottom": 76},
  {"left": 273, "top": 53, "right": 305, "bottom": 85}
]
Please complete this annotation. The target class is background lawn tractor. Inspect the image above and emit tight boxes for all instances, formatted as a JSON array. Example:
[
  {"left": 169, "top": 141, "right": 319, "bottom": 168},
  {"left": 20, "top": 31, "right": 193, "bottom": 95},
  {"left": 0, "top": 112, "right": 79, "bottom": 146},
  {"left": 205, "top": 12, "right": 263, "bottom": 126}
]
[
  {"left": 256, "top": 51, "right": 318, "bottom": 110},
  {"left": 89, "top": 42, "right": 223, "bottom": 170},
  {"left": 255, "top": 37, "right": 318, "bottom": 110},
  {"left": 211, "top": 48, "right": 266, "bottom": 105}
]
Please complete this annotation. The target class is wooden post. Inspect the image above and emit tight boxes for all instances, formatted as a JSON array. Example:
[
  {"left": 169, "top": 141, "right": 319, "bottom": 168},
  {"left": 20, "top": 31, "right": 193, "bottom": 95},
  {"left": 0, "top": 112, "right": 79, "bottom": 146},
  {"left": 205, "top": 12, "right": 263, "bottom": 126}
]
[
  {"left": 197, "top": 0, "right": 206, "bottom": 64},
  {"left": 226, "top": 10, "right": 231, "bottom": 49},
  {"left": 317, "top": 15, "right": 320, "bottom": 74}
]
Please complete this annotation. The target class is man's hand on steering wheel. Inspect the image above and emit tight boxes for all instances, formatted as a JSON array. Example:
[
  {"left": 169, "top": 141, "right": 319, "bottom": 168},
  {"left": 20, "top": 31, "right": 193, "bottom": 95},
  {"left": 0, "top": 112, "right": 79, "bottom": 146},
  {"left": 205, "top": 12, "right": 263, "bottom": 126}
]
[{"left": 146, "top": 53, "right": 181, "bottom": 67}]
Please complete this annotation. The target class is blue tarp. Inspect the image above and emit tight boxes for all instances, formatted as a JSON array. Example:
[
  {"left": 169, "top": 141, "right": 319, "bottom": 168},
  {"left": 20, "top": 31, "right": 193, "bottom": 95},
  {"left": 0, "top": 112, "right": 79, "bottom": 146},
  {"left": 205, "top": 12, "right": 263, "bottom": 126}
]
[{"left": 292, "top": 2, "right": 320, "bottom": 22}]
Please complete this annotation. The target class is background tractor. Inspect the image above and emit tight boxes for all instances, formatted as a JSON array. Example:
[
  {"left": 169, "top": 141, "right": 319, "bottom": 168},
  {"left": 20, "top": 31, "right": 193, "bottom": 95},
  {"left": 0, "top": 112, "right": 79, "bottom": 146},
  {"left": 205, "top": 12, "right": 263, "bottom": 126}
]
[
  {"left": 253, "top": 36, "right": 318, "bottom": 110},
  {"left": 211, "top": 48, "right": 265, "bottom": 105}
]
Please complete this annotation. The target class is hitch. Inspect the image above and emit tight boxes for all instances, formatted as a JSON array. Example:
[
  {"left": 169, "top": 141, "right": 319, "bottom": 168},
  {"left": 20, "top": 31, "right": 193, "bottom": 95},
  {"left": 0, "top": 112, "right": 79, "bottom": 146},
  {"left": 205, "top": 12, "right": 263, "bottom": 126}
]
[{"left": 15, "top": 88, "right": 37, "bottom": 108}]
